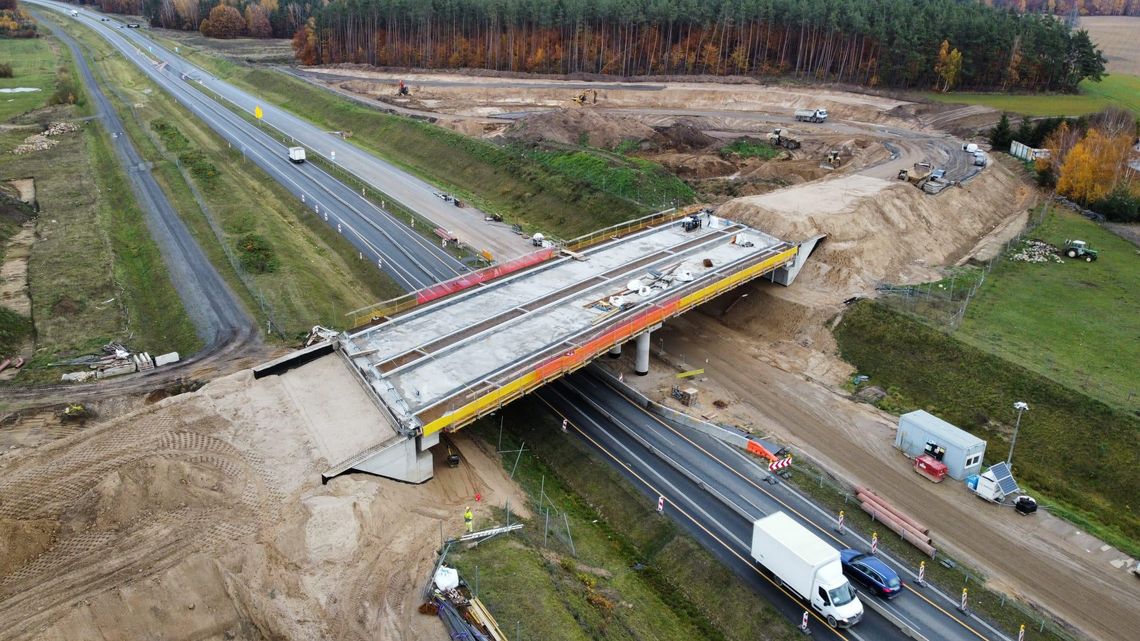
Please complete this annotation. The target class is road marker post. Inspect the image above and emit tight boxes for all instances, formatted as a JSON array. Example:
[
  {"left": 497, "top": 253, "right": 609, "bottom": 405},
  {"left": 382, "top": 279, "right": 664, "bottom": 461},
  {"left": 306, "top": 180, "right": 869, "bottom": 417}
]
[
  {"left": 835, "top": 510, "right": 845, "bottom": 535},
  {"left": 959, "top": 588, "right": 968, "bottom": 613},
  {"left": 561, "top": 418, "right": 568, "bottom": 433},
  {"left": 871, "top": 532, "right": 879, "bottom": 555},
  {"left": 799, "top": 610, "right": 810, "bottom": 635},
  {"left": 1018, "top": 624, "right": 1025, "bottom": 641},
  {"left": 917, "top": 561, "right": 926, "bottom": 587},
  {"left": 656, "top": 496, "right": 665, "bottom": 514}
]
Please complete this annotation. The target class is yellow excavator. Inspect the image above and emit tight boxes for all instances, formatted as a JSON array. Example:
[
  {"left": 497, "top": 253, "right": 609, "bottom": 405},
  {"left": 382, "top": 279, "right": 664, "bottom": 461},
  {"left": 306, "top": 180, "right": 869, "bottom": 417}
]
[{"left": 571, "top": 89, "right": 597, "bottom": 106}]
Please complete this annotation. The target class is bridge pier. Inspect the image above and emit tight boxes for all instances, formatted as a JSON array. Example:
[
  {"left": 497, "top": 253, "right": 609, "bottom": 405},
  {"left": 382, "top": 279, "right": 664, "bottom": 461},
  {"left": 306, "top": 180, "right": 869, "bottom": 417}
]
[
  {"left": 608, "top": 344, "right": 622, "bottom": 358},
  {"left": 635, "top": 332, "right": 651, "bottom": 376}
]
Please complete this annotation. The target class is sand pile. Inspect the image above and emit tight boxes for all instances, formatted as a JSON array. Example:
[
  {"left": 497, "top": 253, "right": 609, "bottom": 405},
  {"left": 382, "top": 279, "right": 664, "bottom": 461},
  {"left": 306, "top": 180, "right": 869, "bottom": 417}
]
[
  {"left": 705, "top": 161, "right": 1032, "bottom": 381},
  {"left": 503, "top": 108, "right": 660, "bottom": 148},
  {"left": 0, "top": 363, "right": 527, "bottom": 641}
]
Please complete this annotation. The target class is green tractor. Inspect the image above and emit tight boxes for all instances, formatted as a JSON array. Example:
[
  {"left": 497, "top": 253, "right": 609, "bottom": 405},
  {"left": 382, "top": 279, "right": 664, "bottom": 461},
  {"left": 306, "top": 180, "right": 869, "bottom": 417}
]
[{"left": 1063, "top": 239, "right": 1098, "bottom": 262}]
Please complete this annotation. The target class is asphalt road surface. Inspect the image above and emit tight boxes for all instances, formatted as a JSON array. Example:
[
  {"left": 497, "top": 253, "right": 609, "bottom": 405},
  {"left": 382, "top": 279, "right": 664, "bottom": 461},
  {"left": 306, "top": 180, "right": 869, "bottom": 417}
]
[
  {"left": 31, "top": 10, "right": 256, "bottom": 351},
  {"left": 537, "top": 368, "right": 1015, "bottom": 641},
  {"left": 60, "top": 6, "right": 529, "bottom": 262},
  {"left": 35, "top": 1, "right": 468, "bottom": 293}
]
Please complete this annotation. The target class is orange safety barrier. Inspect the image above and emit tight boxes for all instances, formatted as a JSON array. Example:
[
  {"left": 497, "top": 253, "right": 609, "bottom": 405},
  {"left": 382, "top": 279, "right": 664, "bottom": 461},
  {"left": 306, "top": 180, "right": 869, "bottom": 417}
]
[
  {"left": 415, "top": 247, "right": 556, "bottom": 305},
  {"left": 746, "top": 440, "right": 778, "bottom": 462}
]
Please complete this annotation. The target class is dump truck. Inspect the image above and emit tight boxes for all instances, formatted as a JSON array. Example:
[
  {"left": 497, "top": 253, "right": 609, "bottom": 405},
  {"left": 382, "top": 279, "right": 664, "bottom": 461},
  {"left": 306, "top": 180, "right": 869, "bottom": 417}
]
[
  {"left": 767, "top": 128, "right": 800, "bottom": 150},
  {"left": 795, "top": 108, "right": 828, "bottom": 123},
  {"left": 897, "top": 162, "right": 933, "bottom": 186},
  {"left": 751, "top": 513, "right": 864, "bottom": 628},
  {"left": 288, "top": 147, "right": 306, "bottom": 164}
]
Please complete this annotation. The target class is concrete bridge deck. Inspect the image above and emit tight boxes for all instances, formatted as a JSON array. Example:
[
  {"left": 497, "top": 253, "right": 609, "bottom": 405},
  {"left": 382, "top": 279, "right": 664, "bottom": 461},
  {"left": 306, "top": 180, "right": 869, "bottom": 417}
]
[{"left": 341, "top": 211, "right": 800, "bottom": 458}]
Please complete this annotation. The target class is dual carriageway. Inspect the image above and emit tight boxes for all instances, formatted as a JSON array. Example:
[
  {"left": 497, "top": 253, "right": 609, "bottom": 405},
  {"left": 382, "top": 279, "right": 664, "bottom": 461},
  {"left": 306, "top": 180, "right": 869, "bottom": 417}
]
[{"left": 38, "top": 5, "right": 1017, "bottom": 640}]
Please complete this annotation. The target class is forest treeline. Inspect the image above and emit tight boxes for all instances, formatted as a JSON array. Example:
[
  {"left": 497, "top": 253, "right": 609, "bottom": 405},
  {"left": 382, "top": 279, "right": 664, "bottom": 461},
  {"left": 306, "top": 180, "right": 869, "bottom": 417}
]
[
  {"left": 289, "top": 0, "right": 1106, "bottom": 93},
  {"left": 992, "top": 0, "right": 1140, "bottom": 16}
]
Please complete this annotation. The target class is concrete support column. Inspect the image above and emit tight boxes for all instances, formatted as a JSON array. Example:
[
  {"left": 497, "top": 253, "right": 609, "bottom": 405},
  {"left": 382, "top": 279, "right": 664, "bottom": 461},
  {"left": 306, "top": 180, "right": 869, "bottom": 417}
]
[
  {"left": 635, "top": 332, "right": 651, "bottom": 376},
  {"left": 608, "top": 344, "right": 622, "bottom": 358}
]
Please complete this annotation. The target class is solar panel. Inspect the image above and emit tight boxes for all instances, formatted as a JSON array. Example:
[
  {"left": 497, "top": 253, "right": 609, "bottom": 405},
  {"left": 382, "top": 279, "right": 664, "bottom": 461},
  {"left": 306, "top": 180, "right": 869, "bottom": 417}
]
[{"left": 988, "top": 462, "right": 1020, "bottom": 495}]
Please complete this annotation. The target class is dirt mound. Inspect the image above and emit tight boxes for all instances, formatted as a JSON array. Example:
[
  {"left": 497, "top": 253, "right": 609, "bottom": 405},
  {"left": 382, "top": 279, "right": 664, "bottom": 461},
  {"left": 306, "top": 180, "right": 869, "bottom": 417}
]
[
  {"left": 655, "top": 120, "right": 716, "bottom": 152},
  {"left": 718, "top": 162, "right": 1032, "bottom": 298},
  {"left": 0, "top": 365, "right": 527, "bottom": 640},
  {"left": 652, "top": 152, "right": 736, "bottom": 179},
  {"left": 0, "top": 519, "right": 58, "bottom": 577},
  {"left": 503, "top": 108, "right": 660, "bottom": 148},
  {"left": 60, "top": 456, "right": 244, "bottom": 535}
]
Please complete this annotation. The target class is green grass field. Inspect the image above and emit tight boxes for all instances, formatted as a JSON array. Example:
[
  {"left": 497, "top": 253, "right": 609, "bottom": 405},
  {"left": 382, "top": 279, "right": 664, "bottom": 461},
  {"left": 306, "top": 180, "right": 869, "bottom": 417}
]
[
  {"left": 449, "top": 401, "right": 798, "bottom": 641},
  {"left": 834, "top": 302, "right": 1140, "bottom": 556},
  {"left": 920, "top": 74, "right": 1140, "bottom": 116},
  {"left": 958, "top": 208, "right": 1139, "bottom": 411},
  {"left": 0, "top": 37, "right": 58, "bottom": 120}
]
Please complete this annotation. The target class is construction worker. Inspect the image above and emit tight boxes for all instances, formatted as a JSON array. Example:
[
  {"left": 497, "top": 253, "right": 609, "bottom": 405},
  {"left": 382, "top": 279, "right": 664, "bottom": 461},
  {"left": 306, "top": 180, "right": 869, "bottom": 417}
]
[{"left": 464, "top": 506, "right": 474, "bottom": 533}]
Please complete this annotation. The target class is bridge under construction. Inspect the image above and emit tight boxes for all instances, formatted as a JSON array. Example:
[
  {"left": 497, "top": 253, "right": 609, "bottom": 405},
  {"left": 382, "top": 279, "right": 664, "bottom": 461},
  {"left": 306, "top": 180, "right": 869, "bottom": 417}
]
[{"left": 256, "top": 209, "right": 821, "bottom": 483}]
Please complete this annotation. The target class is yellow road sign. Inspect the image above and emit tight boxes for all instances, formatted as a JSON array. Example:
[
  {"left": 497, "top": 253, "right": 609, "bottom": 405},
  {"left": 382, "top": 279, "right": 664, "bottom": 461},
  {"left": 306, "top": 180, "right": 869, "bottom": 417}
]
[
  {"left": 675, "top": 368, "right": 705, "bottom": 379},
  {"left": 254, "top": 105, "right": 263, "bottom": 119}
]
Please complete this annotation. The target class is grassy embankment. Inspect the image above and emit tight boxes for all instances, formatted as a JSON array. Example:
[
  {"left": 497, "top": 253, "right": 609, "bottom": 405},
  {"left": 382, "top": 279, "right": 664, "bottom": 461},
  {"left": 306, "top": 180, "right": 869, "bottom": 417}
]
[
  {"left": 0, "top": 29, "right": 200, "bottom": 379},
  {"left": 143, "top": 35, "right": 692, "bottom": 238},
  {"left": 836, "top": 207, "right": 1139, "bottom": 555},
  {"left": 449, "top": 400, "right": 797, "bottom": 641},
  {"left": 58, "top": 16, "right": 401, "bottom": 336},
  {"left": 919, "top": 74, "right": 1140, "bottom": 116},
  {"left": 0, "top": 37, "right": 59, "bottom": 120}
]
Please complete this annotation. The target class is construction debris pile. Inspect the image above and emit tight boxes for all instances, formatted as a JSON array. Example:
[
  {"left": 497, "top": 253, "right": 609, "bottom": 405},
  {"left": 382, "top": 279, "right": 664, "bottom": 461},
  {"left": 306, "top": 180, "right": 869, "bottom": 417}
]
[
  {"left": 1009, "top": 239, "right": 1064, "bottom": 264},
  {"left": 11, "top": 122, "right": 81, "bottom": 155},
  {"left": 57, "top": 342, "right": 180, "bottom": 382},
  {"left": 423, "top": 565, "right": 508, "bottom": 641}
]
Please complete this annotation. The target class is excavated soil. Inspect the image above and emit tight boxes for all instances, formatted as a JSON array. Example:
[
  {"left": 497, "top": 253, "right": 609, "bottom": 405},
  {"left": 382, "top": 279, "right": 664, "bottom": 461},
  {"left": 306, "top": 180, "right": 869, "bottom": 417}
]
[
  {"left": 503, "top": 107, "right": 660, "bottom": 149},
  {"left": 0, "top": 369, "right": 526, "bottom": 640}
]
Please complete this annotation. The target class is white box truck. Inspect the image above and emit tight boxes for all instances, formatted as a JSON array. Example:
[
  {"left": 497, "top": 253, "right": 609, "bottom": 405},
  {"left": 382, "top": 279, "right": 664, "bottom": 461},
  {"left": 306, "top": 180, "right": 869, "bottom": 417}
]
[
  {"left": 794, "top": 108, "right": 828, "bottom": 123},
  {"left": 288, "top": 147, "right": 306, "bottom": 163},
  {"left": 751, "top": 513, "right": 863, "bottom": 628}
]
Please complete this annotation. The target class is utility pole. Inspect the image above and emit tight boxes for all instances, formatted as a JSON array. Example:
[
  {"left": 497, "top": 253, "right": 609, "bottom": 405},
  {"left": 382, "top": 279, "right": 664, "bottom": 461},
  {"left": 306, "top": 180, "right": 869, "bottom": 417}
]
[{"left": 1008, "top": 401, "right": 1029, "bottom": 464}]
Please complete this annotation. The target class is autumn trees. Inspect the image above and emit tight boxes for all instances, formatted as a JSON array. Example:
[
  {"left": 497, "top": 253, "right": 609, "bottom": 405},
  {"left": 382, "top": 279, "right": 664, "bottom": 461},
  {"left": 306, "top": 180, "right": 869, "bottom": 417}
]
[
  {"left": 934, "top": 40, "right": 963, "bottom": 93},
  {"left": 1033, "top": 109, "right": 1140, "bottom": 222},
  {"left": 294, "top": 0, "right": 1105, "bottom": 93},
  {"left": 199, "top": 5, "right": 245, "bottom": 39}
]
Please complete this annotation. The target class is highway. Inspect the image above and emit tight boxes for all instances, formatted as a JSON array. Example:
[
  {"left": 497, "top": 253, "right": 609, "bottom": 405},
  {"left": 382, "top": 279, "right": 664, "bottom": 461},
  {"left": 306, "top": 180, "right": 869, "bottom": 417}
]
[
  {"left": 32, "top": 6, "right": 1008, "bottom": 639},
  {"left": 538, "top": 368, "right": 1014, "bottom": 641},
  {"left": 53, "top": 3, "right": 526, "bottom": 262},
  {"left": 35, "top": 1, "right": 467, "bottom": 293}
]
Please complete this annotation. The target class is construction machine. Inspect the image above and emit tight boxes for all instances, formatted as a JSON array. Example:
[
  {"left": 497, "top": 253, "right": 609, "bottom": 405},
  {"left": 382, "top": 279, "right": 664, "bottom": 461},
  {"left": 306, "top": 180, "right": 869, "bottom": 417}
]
[
  {"left": 1063, "top": 239, "right": 1098, "bottom": 262},
  {"left": 571, "top": 89, "right": 597, "bottom": 106},
  {"left": 61, "top": 403, "right": 90, "bottom": 421},
  {"left": 823, "top": 150, "right": 841, "bottom": 168},
  {"left": 896, "top": 162, "right": 932, "bottom": 187},
  {"left": 766, "top": 128, "right": 800, "bottom": 150}
]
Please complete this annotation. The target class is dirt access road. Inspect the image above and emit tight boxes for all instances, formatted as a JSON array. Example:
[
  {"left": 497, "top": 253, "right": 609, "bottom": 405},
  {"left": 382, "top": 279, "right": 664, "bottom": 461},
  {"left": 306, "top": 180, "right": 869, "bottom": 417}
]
[{"left": 607, "top": 156, "right": 1136, "bottom": 641}]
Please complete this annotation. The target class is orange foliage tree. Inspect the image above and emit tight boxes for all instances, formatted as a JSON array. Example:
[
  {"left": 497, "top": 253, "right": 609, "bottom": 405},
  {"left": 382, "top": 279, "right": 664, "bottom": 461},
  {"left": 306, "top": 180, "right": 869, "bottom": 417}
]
[
  {"left": 1056, "top": 129, "right": 1134, "bottom": 204},
  {"left": 200, "top": 5, "right": 245, "bottom": 39}
]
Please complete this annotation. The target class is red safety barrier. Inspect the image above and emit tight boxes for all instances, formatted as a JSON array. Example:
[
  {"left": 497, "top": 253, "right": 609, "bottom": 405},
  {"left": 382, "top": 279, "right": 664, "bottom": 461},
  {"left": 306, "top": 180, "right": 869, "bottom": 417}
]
[{"left": 415, "top": 248, "right": 556, "bottom": 305}]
